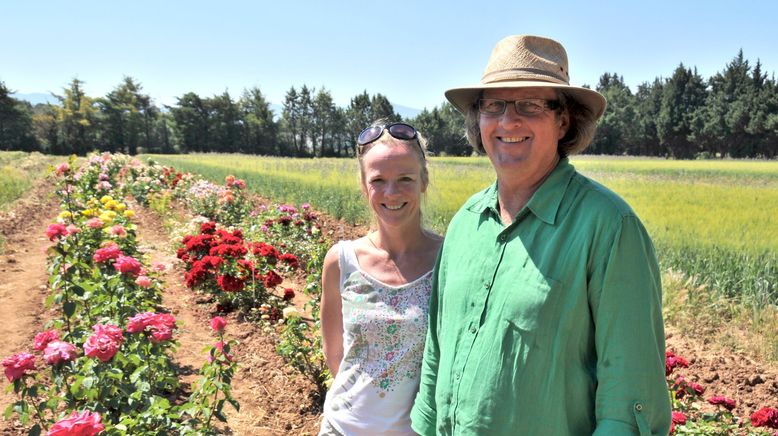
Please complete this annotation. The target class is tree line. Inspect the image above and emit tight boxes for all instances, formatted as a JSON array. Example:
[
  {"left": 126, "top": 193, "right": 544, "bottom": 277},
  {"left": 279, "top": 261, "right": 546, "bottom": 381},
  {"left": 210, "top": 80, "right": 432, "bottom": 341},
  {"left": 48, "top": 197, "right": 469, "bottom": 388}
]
[{"left": 1, "top": 50, "right": 776, "bottom": 158}]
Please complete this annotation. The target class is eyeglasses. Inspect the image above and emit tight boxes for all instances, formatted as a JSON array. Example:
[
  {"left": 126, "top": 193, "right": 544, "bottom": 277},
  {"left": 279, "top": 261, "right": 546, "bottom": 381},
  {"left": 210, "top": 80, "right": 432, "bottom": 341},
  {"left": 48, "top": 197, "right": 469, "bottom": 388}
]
[
  {"left": 357, "top": 122, "right": 418, "bottom": 154},
  {"left": 477, "top": 98, "right": 561, "bottom": 116}
]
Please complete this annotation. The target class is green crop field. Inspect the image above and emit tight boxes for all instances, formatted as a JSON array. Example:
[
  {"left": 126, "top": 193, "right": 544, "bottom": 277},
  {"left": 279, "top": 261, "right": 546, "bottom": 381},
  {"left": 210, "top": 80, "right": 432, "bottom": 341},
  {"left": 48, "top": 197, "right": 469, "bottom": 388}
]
[
  {"left": 146, "top": 153, "right": 778, "bottom": 306},
  {"left": 0, "top": 151, "right": 58, "bottom": 210}
]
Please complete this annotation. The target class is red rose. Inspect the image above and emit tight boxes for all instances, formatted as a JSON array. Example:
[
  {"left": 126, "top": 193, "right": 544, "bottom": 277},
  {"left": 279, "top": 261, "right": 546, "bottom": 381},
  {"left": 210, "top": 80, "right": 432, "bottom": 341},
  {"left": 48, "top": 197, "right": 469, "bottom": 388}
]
[
  {"left": 708, "top": 395, "right": 736, "bottom": 411},
  {"left": 283, "top": 288, "right": 295, "bottom": 301},
  {"left": 200, "top": 221, "right": 217, "bottom": 235},
  {"left": 263, "top": 270, "right": 283, "bottom": 288},
  {"left": 280, "top": 252, "right": 299, "bottom": 269},
  {"left": 671, "top": 411, "right": 686, "bottom": 425},
  {"left": 218, "top": 275, "right": 245, "bottom": 292},
  {"left": 665, "top": 351, "right": 689, "bottom": 376},
  {"left": 750, "top": 407, "right": 778, "bottom": 429}
]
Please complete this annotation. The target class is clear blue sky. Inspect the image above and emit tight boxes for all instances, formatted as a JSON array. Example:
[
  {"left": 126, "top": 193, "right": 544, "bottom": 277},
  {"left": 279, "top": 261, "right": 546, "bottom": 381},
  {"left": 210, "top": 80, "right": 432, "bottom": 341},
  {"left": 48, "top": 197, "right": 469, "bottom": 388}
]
[{"left": 3, "top": 0, "right": 777, "bottom": 111}]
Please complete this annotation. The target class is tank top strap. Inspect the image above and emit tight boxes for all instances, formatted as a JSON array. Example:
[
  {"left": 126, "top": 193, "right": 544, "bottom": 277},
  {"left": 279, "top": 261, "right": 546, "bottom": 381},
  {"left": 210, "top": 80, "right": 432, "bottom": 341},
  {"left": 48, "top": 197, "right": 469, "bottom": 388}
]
[{"left": 337, "top": 240, "right": 360, "bottom": 291}]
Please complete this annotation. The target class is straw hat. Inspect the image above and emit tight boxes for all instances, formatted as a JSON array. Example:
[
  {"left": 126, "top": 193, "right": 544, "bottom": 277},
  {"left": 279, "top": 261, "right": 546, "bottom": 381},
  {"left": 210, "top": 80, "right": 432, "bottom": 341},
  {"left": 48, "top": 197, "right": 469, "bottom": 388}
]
[{"left": 445, "top": 35, "right": 606, "bottom": 119}]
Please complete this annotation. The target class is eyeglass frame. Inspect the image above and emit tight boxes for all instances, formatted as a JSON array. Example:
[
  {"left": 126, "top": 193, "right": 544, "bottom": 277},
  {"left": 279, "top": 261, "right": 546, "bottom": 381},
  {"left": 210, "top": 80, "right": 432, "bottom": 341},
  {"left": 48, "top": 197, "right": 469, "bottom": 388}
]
[
  {"left": 356, "top": 122, "right": 420, "bottom": 155},
  {"left": 477, "top": 98, "right": 562, "bottom": 117}
]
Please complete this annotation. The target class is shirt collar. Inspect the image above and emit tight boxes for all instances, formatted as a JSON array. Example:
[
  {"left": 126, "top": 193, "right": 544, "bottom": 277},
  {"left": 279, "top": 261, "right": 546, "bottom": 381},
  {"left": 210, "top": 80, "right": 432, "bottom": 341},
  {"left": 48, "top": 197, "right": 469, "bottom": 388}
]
[{"left": 467, "top": 158, "right": 575, "bottom": 225}]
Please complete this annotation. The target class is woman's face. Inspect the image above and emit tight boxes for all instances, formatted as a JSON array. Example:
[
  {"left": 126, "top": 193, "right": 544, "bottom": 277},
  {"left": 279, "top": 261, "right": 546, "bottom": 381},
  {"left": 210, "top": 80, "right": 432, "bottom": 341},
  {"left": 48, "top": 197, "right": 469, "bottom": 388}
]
[{"left": 360, "top": 138, "right": 426, "bottom": 230}]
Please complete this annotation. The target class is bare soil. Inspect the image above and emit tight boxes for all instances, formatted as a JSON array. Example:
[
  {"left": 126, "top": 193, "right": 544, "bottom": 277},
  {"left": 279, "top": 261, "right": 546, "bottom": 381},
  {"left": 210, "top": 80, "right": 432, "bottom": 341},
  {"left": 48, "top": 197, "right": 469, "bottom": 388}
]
[{"left": 0, "top": 181, "right": 775, "bottom": 435}]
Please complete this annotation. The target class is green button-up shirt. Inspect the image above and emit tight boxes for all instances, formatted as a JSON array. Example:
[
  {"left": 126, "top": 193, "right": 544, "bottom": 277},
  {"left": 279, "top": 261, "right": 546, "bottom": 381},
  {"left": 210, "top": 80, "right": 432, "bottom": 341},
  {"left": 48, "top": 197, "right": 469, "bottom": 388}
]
[{"left": 411, "top": 158, "right": 671, "bottom": 435}]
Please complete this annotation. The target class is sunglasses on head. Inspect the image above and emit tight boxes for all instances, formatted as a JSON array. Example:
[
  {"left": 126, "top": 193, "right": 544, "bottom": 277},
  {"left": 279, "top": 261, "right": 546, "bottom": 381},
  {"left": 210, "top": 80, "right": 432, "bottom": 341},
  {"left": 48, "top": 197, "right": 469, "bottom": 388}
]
[{"left": 357, "top": 122, "right": 419, "bottom": 154}]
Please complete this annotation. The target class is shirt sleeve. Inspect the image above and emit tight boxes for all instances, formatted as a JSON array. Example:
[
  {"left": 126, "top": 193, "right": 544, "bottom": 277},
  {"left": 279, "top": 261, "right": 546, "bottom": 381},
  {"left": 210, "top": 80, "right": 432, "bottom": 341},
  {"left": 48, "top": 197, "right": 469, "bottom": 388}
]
[
  {"left": 411, "top": 247, "right": 444, "bottom": 436},
  {"left": 588, "top": 215, "right": 672, "bottom": 436}
]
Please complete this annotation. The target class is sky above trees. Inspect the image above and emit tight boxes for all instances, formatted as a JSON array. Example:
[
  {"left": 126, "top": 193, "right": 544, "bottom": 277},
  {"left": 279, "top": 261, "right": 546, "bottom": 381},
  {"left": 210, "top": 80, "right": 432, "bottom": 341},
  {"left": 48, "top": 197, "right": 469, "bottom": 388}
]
[{"left": 3, "top": 0, "right": 778, "bottom": 110}]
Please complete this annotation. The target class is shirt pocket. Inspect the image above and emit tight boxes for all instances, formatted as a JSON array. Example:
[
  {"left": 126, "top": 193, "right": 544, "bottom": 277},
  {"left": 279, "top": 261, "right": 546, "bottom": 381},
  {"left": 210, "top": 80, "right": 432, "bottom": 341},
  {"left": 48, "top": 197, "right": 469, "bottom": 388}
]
[{"left": 500, "top": 266, "right": 560, "bottom": 334}]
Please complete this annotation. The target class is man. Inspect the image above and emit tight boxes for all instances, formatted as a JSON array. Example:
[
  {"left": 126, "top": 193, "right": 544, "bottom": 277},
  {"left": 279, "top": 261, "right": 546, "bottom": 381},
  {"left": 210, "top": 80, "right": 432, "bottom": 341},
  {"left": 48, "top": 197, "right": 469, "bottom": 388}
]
[{"left": 411, "top": 35, "right": 671, "bottom": 435}]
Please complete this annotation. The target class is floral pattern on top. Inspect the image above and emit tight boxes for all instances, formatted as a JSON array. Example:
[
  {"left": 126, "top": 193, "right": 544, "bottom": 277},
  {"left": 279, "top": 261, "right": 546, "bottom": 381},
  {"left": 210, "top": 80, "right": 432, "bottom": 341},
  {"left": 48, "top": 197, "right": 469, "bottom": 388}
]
[{"left": 339, "top": 269, "right": 431, "bottom": 394}]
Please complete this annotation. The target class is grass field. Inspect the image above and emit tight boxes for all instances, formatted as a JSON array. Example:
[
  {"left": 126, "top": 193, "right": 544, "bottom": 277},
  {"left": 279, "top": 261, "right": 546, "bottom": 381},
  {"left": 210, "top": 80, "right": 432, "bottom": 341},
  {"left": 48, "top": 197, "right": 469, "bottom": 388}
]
[
  {"left": 146, "top": 153, "right": 778, "bottom": 309},
  {"left": 0, "top": 151, "right": 58, "bottom": 210}
]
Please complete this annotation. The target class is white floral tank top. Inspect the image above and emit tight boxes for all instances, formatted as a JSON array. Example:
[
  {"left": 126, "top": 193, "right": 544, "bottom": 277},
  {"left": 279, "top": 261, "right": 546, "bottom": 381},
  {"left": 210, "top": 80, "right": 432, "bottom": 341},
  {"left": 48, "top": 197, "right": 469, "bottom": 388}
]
[{"left": 323, "top": 240, "right": 432, "bottom": 436}]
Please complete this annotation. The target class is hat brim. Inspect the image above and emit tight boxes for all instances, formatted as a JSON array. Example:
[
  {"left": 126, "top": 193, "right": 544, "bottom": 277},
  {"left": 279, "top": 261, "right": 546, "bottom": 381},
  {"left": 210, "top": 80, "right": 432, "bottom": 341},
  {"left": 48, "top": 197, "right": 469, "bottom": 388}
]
[{"left": 445, "top": 80, "right": 607, "bottom": 120}]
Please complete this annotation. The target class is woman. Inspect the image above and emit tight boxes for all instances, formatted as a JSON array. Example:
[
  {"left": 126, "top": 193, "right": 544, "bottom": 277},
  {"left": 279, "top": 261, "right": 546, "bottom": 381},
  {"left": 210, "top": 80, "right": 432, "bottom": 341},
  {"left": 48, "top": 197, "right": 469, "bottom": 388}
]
[{"left": 319, "top": 121, "right": 442, "bottom": 435}]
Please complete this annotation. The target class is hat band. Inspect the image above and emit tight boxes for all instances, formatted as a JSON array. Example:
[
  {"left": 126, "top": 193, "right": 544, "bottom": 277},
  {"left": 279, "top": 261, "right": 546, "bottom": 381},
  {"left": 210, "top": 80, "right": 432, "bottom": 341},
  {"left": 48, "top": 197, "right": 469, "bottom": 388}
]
[{"left": 481, "top": 67, "right": 568, "bottom": 85}]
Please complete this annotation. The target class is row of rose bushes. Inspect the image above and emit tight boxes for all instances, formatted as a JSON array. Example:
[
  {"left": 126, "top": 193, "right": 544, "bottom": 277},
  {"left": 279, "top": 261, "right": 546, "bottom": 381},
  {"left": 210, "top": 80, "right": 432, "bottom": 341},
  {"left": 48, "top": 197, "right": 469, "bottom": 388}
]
[
  {"left": 122, "top": 158, "right": 331, "bottom": 397},
  {"left": 3, "top": 154, "right": 238, "bottom": 435}
]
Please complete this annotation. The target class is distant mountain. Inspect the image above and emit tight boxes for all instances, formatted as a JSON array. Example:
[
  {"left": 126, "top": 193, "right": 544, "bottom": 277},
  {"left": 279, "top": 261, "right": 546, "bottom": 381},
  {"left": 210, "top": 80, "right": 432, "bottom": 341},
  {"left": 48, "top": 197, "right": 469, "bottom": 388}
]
[
  {"left": 11, "top": 92, "right": 57, "bottom": 105},
  {"left": 392, "top": 103, "right": 422, "bottom": 120}
]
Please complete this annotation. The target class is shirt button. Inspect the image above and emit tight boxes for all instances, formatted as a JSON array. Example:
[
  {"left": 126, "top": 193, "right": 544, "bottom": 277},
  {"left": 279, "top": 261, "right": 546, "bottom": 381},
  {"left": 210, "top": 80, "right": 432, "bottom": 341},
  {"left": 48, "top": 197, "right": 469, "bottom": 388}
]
[
  {"left": 455, "top": 373, "right": 461, "bottom": 380},
  {"left": 469, "top": 326, "right": 477, "bottom": 334},
  {"left": 483, "top": 282, "right": 490, "bottom": 289},
  {"left": 498, "top": 234, "right": 507, "bottom": 242},
  {"left": 634, "top": 403, "right": 643, "bottom": 412}
]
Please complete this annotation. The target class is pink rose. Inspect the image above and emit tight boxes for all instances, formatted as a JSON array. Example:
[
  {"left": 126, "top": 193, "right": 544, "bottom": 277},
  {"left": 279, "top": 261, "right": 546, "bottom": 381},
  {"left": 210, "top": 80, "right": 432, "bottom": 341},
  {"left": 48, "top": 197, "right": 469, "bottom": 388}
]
[
  {"left": 46, "top": 223, "right": 69, "bottom": 241},
  {"left": 83, "top": 334, "right": 120, "bottom": 362},
  {"left": 210, "top": 316, "right": 227, "bottom": 332},
  {"left": 95, "top": 181, "right": 112, "bottom": 191},
  {"left": 54, "top": 163, "right": 70, "bottom": 176},
  {"left": 109, "top": 225, "right": 126, "bottom": 237},
  {"left": 114, "top": 255, "right": 141, "bottom": 276},
  {"left": 43, "top": 341, "right": 78, "bottom": 365},
  {"left": 149, "top": 326, "right": 173, "bottom": 343},
  {"left": 151, "top": 262, "right": 166, "bottom": 272},
  {"left": 66, "top": 224, "right": 81, "bottom": 235},
  {"left": 34, "top": 329, "right": 60, "bottom": 351},
  {"left": 86, "top": 218, "right": 104, "bottom": 229},
  {"left": 47, "top": 409, "right": 105, "bottom": 436},
  {"left": 126, "top": 312, "right": 156, "bottom": 333},
  {"left": 125, "top": 313, "right": 175, "bottom": 343},
  {"left": 135, "top": 275, "right": 153, "bottom": 288},
  {"left": 2, "top": 352, "right": 36, "bottom": 382},
  {"left": 92, "top": 324, "right": 124, "bottom": 344},
  {"left": 93, "top": 243, "right": 122, "bottom": 263}
]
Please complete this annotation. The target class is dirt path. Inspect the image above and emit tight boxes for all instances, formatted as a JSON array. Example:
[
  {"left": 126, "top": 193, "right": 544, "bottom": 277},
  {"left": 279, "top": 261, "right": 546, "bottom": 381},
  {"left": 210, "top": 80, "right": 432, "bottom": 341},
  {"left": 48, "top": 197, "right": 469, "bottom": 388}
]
[{"left": 0, "top": 180, "right": 60, "bottom": 429}]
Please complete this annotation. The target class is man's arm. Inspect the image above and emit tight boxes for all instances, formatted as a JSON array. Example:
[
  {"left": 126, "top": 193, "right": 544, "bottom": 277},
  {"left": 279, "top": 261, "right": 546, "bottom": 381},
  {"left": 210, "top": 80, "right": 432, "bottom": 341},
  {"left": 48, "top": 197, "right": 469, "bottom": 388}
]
[{"left": 589, "top": 215, "right": 671, "bottom": 435}]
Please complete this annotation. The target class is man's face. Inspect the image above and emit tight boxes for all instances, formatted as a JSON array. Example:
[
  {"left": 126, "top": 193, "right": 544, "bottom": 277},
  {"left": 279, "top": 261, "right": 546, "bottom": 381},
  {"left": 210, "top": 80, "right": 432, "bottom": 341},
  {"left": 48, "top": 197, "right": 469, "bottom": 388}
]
[{"left": 479, "top": 87, "right": 568, "bottom": 187}]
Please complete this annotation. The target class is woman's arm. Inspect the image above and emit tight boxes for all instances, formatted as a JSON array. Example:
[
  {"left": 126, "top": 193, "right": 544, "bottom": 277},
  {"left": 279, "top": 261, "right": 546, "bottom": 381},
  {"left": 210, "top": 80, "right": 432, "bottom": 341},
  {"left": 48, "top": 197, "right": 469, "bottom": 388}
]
[{"left": 320, "top": 244, "right": 344, "bottom": 376}]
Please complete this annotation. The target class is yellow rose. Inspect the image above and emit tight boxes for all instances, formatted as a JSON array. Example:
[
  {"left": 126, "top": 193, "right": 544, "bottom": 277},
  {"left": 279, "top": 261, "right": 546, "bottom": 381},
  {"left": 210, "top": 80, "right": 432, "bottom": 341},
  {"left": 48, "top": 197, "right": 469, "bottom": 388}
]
[
  {"left": 58, "top": 211, "right": 72, "bottom": 219},
  {"left": 115, "top": 203, "right": 126, "bottom": 212},
  {"left": 100, "top": 195, "right": 113, "bottom": 204},
  {"left": 123, "top": 210, "right": 135, "bottom": 218}
]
